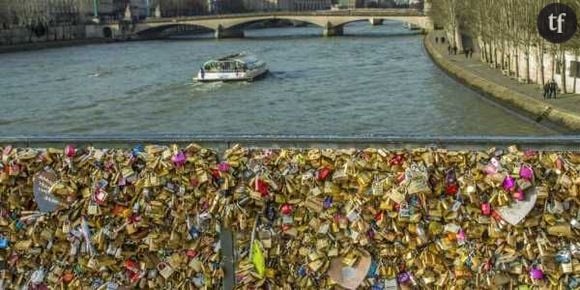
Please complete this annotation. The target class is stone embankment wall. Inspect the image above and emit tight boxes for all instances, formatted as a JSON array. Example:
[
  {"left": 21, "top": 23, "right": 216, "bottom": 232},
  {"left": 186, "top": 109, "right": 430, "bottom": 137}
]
[
  {"left": 424, "top": 34, "right": 580, "bottom": 132},
  {"left": 0, "top": 25, "right": 87, "bottom": 45}
]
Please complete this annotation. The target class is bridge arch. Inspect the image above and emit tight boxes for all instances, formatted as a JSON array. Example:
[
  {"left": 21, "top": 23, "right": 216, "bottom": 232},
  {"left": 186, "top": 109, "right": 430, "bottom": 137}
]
[
  {"left": 216, "top": 16, "right": 325, "bottom": 30},
  {"left": 135, "top": 22, "right": 216, "bottom": 36},
  {"left": 324, "top": 16, "right": 429, "bottom": 29}
]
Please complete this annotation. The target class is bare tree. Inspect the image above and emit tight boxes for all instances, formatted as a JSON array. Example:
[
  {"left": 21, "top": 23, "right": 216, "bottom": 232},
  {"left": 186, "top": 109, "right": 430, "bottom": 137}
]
[
  {"left": 11, "top": 0, "right": 51, "bottom": 42},
  {"left": 432, "top": 0, "right": 580, "bottom": 93}
]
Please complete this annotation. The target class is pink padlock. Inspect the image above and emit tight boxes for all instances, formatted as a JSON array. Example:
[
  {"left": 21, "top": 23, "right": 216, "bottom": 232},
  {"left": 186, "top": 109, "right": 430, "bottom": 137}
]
[
  {"left": 529, "top": 267, "right": 544, "bottom": 280},
  {"left": 218, "top": 162, "right": 230, "bottom": 172},
  {"left": 64, "top": 145, "right": 76, "bottom": 158},
  {"left": 519, "top": 165, "right": 534, "bottom": 181},
  {"left": 171, "top": 151, "right": 186, "bottom": 167},
  {"left": 502, "top": 176, "right": 516, "bottom": 191},
  {"left": 456, "top": 229, "right": 466, "bottom": 242},
  {"left": 481, "top": 203, "right": 491, "bottom": 216},
  {"left": 512, "top": 189, "right": 525, "bottom": 201}
]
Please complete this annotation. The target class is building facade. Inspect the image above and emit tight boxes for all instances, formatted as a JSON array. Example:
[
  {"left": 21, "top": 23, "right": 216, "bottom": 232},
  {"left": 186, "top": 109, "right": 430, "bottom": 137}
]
[
  {"left": 336, "top": 0, "right": 365, "bottom": 9},
  {"left": 207, "top": 0, "right": 244, "bottom": 13},
  {"left": 242, "top": 0, "right": 292, "bottom": 11},
  {"left": 293, "top": 0, "right": 331, "bottom": 11},
  {"left": 128, "top": 0, "right": 149, "bottom": 19}
]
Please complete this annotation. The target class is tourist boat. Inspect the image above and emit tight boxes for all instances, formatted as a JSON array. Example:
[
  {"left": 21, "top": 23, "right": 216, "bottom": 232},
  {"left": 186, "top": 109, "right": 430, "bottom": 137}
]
[{"left": 195, "top": 53, "right": 268, "bottom": 82}]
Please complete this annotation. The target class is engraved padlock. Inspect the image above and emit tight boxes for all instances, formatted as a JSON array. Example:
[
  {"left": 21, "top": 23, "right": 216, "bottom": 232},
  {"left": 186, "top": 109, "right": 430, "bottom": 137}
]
[{"left": 157, "top": 262, "right": 174, "bottom": 279}]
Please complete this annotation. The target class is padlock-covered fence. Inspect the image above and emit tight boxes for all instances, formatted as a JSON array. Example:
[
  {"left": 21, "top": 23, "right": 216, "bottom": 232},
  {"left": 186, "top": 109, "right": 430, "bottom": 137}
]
[{"left": 0, "top": 139, "right": 579, "bottom": 289}]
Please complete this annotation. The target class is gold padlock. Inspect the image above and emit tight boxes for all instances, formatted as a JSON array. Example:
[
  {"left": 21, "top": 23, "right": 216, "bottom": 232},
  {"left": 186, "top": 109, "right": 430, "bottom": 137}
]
[
  {"left": 157, "top": 262, "right": 175, "bottom": 279},
  {"left": 561, "top": 262, "right": 573, "bottom": 274}
]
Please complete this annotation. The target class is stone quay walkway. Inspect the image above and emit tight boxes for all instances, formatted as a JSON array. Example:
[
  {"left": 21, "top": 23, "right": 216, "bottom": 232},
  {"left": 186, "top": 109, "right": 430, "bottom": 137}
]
[{"left": 425, "top": 31, "right": 580, "bottom": 133}]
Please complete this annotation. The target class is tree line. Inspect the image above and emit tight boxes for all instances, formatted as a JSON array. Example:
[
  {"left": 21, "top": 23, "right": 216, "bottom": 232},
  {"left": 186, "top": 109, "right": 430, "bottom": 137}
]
[{"left": 429, "top": 0, "right": 580, "bottom": 93}]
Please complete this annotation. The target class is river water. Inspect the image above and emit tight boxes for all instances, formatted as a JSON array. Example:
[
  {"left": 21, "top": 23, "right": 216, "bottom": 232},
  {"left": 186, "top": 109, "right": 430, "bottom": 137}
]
[{"left": 0, "top": 22, "right": 557, "bottom": 136}]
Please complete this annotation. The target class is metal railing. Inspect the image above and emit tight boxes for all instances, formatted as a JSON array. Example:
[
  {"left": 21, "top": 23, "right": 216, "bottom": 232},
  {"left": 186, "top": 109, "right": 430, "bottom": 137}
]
[{"left": 0, "top": 135, "right": 578, "bottom": 151}]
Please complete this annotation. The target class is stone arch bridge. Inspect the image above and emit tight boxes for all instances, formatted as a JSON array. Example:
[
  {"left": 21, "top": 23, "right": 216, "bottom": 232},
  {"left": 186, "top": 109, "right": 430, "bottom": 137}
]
[{"left": 87, "top": 10, "right": 432, "bottom": 39}]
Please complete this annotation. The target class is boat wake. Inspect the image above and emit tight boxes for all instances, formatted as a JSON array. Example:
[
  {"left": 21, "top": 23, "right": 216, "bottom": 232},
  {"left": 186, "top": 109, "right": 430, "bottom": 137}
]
[
  {"left": 190, "top": 80, "right": 224, "bottom": 92},
  {"left": 88, "top": 70, "right": 113, "bottom": 78}
]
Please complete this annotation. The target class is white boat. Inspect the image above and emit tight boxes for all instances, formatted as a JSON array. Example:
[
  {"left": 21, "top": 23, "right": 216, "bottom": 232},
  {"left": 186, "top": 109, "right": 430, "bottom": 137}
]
[{"left": 195, "top": 53, "right": 268, "bottom": 82}]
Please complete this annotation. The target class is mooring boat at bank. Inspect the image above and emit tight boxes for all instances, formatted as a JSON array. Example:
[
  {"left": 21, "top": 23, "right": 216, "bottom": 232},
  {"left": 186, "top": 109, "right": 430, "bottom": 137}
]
[{"left": 195, "top": 53, "right": 268, "bottom": 82}]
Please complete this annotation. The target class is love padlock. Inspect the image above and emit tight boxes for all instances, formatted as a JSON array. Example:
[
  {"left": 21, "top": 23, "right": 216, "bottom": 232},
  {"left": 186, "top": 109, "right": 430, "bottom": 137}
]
[
  {"left": 0, "top": 236, "right": 8, "bottom": 249},
  {"left": 157, "top": 262, "right": 174, "bottom": 279}
]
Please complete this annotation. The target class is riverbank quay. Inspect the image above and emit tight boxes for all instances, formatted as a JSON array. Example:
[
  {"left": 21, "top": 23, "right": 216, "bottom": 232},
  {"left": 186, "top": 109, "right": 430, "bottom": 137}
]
[
  {"left": 0, "top": 138, "right": 578, "bottom": 289},
  {"left": 424, "top": 32, "right": 580, "bottom": 133},
  {"left": 0, "top": 38, "right": 114, "bottom": 54}
]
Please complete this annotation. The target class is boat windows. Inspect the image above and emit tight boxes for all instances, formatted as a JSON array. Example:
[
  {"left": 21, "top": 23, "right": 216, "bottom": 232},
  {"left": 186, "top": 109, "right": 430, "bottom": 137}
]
[{"left": 203, "top": 60, "right": 247, "bottom": 73}]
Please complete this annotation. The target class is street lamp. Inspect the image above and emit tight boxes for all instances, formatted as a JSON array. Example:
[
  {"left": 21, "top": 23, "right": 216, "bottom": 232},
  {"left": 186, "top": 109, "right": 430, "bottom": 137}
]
[
  {"left": 93, "top": 0, "right": 98, "bottom": 18},
  {"left": 146, "top": 0, "right": 150, "bottom": 18}
]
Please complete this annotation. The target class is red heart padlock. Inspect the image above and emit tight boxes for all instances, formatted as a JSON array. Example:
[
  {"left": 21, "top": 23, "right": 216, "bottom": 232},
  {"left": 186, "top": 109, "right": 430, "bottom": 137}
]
[
  {"left": 280, "top": 203, "right": 293, "bottom": 215},
  {"left": 317, "top": 167, "right": 331, "bottom": 181}
]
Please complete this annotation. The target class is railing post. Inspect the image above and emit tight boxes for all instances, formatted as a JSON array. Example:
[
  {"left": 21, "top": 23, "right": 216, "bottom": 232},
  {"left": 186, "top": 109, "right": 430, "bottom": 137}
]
[{"left": 220, "top": 228, "right": 235, "bottom": 289}]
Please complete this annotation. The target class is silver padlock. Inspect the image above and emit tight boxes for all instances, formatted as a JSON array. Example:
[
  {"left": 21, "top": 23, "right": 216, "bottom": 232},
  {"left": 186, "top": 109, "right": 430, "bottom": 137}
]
[
  {"left": 147, "top": 269, "right": 157, "bottom": 279},
  {"left": 69, "top": 240, "right": 80, "bottom": 256},
  {"left": 106, "top": 244, "right": 117, "bottom": 256}
]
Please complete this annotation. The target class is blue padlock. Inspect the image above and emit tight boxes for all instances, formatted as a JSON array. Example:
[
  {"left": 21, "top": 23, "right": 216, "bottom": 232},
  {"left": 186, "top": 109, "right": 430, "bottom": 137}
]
[
  {"left": 132, "top": 145, "right": 144, "bottom": 158},
  {"left": 367, "top": 259, "right": 378, "bottom": 278},
  {"left": 323, "top": 196, "right": 333, "bottom": 209},
  {"left": 189, "top": 227, "right": 200, "bottom": 239},
  {"left": 15, "top": 220, "right": 25, "bottom": 230},
  {"left": 0, "top": 236, "right": 9, "bottom": 249}
]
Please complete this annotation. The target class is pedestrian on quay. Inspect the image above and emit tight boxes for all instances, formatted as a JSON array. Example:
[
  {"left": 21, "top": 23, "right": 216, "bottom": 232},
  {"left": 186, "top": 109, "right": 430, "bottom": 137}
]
[
  {"left": 441, "top": 37, "right": 445, "bottom": 43},
  {"left": 448, "top": 45, "right": 452, "bottom": 55},
  {"left": 543, "top": 83, "right": 550, "bottom": 99},
  {"left": 550, "top": 80, "right": 558, "bottom": 99},
  {"left": 435, "top": 37, "right": 439, "bottom": 43},
  {"left": 453, "top": 46, "right": 458, "bottom": 55}
]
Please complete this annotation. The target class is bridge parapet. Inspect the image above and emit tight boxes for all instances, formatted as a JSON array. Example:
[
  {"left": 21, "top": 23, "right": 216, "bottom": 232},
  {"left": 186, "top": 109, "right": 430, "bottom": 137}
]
[
  {"left": 1, "top": 135, "right": 578, "bottom": 152},
  {"left": 142, "top": 9, "right": 424, "bottom": 24},
  {"left": 134, "top": 10, "right": 431, "bottom": 39}
]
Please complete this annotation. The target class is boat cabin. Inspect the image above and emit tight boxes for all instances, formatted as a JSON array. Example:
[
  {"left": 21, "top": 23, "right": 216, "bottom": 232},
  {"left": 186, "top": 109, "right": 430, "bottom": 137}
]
[{"left": 202, "top": 53, "right": 265, "bottom": 73}]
